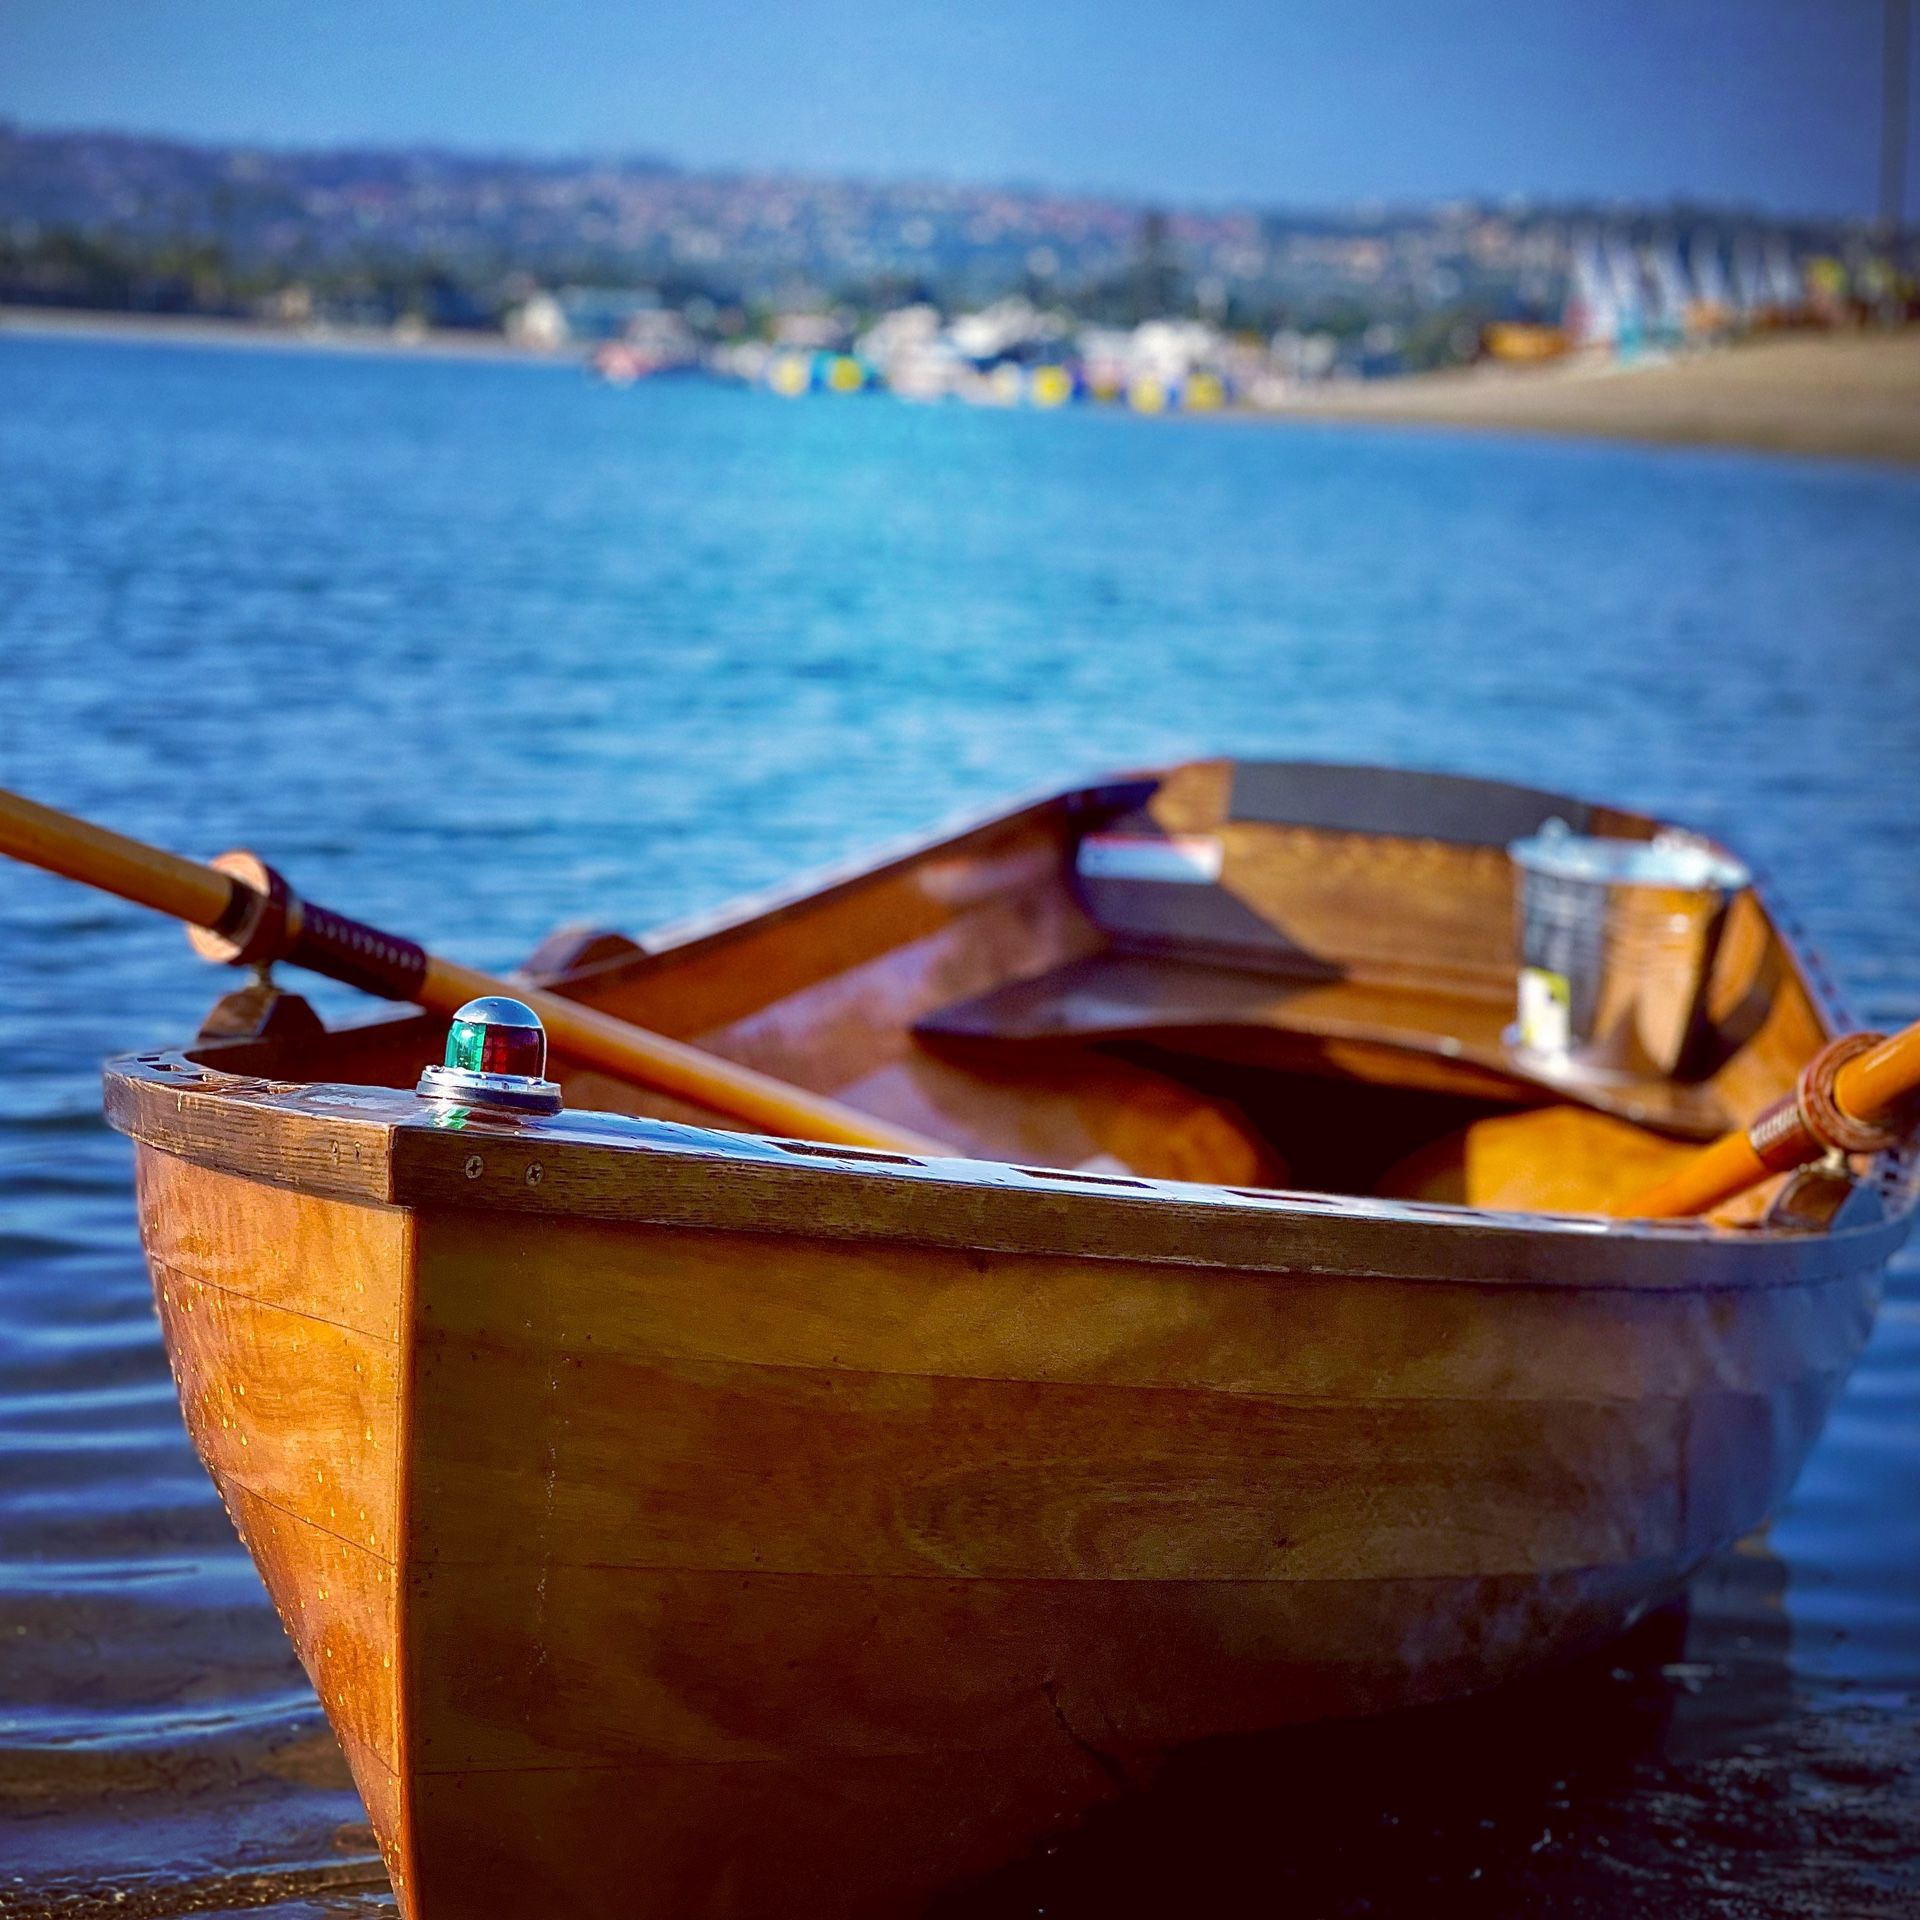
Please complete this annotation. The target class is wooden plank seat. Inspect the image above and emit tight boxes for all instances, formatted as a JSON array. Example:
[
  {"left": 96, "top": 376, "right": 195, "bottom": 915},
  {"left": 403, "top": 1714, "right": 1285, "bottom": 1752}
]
[{"left": 916, "top": 949, "right": 1735, "bottom": 1139}]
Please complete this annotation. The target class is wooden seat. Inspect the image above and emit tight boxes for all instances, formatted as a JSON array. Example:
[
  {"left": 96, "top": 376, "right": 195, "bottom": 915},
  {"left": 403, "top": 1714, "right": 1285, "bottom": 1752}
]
[{"left": 917, "top": 950, "right": 1733, "bottom": 1139}]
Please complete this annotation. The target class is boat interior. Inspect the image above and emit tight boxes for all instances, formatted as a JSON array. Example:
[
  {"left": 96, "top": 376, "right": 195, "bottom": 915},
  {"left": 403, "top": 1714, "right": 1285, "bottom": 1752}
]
[{"left": 181, "top": 760, "right": 1840, "bottom": 1220}]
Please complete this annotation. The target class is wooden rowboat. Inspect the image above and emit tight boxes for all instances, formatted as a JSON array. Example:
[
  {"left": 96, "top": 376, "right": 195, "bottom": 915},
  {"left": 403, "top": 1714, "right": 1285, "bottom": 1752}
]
[{"left": 102, "top": 760, "right": 1916, "bottom": 1917}]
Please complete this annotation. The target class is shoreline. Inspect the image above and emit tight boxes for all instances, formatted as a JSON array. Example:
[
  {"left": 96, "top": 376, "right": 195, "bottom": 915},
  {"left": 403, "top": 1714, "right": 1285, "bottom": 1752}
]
[
  {"left": 7, "top": 304, "right": 1917, "bottom": 467},
  {"left": 0, "top": 303, "right": 579, "bottom": 367},
  {"left": 1259, "top": 329, "right": 1920, "bottom": 467}
]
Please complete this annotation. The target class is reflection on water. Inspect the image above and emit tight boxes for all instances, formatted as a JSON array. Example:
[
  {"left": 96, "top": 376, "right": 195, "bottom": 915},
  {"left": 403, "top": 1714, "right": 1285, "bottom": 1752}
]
[
  {"left": 1, "top": 334, "right": 1917, "bottom": 1914},
  {"left": 944, "top": 1549, "right": 1920, "bottom": 1917}
]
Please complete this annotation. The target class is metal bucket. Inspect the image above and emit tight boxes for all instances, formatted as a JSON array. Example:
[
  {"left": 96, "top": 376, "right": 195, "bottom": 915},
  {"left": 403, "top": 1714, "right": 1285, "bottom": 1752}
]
[{"left": 1507, "top": 819, "right": 1750, "bottom": 1080}]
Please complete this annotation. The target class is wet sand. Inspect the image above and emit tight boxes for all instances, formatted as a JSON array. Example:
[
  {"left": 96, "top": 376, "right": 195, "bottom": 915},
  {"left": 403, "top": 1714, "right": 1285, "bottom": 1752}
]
[{"left": 1271, "top": 330, "right": 1920, "bottom": 467}]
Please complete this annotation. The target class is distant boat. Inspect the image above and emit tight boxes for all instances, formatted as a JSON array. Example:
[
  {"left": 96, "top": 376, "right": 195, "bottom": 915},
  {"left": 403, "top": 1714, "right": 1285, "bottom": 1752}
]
[
  {"left": 1563, "top": 229, "right": 1622, "bottom": 348},
  {"left": 1687, "top": 231, "right": 1735, "bottom": 331},
  {"left": 1731, "top": 234, "right": 1771, "bottom": 320},
  {"left": 1764, "top": 236, "right": 1806, "bottom": 315},
  {"left": 590, "top": 342, "right": 645, "bottom": 386},
  {"left": 1644, "top": 236, "right": 1694, "bottom": 344},
  {"left": 1603, "top": 232, "right": 1648, "bottom": 356},
  {"left": 1480, "top": 320, "right": 1571, "bottom": 363}
]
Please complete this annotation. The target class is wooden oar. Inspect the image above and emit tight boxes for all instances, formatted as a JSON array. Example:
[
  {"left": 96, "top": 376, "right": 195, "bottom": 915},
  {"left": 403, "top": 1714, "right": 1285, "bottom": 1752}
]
[
  {"left": 0, "top": 787, "right": 947, "bottom": 1155},
  {"left": 1621, "top": 1019, "right": 1920, "bottom": 1217},
  {"left": 1382, "top": 1022, "right": 1920, "bottom": 1224}
]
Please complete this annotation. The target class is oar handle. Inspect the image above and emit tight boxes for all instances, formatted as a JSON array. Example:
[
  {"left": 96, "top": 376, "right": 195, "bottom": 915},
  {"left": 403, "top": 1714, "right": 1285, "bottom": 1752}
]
[
  {"left": 1624, "top": 1020, "right": 1920, "bottom": 1218},
  {"left": 183, "top": 848, "right": 435, "bottom": 1002},
  {"left": 0, "top": 787, "right": 240, "bottom": 930},
  {"left": 0, "top": 787, "right": 947, "bottom": 1156},
  {"left": 1836, "top": 1026, "right": 1920, "bottom": 1121}
]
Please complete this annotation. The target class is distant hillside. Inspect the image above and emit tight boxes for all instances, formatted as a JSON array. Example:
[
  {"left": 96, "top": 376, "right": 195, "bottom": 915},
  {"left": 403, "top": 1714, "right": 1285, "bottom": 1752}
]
[{"left": 0, "top": 122, "right": 1890, "bottom": 333}]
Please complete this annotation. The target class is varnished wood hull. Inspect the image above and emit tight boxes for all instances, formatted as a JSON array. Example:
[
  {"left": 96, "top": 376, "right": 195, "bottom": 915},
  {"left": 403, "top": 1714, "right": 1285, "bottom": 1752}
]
[
  {"left": 123, "top": 1119, "right": 1898, "bottom": 1916},
  {"left": 106, "top": 761, "right": 1915, "bottom": 1914}
]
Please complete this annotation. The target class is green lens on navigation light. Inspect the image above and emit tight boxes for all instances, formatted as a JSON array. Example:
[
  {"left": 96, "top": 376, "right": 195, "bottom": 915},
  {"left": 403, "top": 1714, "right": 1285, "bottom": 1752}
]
[
  {"left": 445, "top": 1014, "right": 493, "bottom": 1074},
  {"left": 446, "top": 1016, "right": 486, "bottom": 1073}
]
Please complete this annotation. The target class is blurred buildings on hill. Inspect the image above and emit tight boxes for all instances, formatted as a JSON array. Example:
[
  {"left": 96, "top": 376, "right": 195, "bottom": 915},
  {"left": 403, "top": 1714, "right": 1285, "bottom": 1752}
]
[{"left": 2, "top": 123, "right": 1912, "bottom": 405}]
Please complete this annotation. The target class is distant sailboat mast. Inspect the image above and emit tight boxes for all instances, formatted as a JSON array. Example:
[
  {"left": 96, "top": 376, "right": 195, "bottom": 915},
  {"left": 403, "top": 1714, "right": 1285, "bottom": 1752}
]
[
  {"left": 1688, "top": 230, "right": 1733, "bottom": 318},
  {"left": 1564, "top": 228, "right": 1621, "bottom": 349},
  {"left": 1646, "top": 234, "right": 1693, "bottom": 343},
  {"left": 1603, "top": 230, "right": 1647, "bottom": 355},
  {"left": 1731, "top": 233, "right": 1769, "bottom": 319}
]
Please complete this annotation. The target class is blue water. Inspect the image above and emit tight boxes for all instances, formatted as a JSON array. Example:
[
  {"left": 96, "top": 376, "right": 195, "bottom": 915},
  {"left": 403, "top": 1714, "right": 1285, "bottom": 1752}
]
[{"left": 1, "top": 331, "right": 1918, "bottom": 1914}]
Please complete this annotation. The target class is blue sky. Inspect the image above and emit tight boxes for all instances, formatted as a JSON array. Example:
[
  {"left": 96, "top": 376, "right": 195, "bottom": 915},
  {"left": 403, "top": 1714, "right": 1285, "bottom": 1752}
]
[{"left": 2, "top": 0, "right": 1910, "bottom": 218}]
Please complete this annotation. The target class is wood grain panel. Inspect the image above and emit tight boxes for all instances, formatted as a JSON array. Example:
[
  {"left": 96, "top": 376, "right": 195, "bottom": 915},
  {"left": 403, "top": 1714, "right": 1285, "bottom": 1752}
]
[
  {"left": 404, "top": 1554, "right": 1687, "bottom": 1773},
  {"left": 335, "top": 1726, "right": 413, "bottom": 1917},
  {"left": 154, "top": 1264, "right": 399, "bottom": 1555},
  {"left": 585, "top": 815, "right": 1093, "bottom": 1051},
  {"left": 688, "top": 883, "right": 1098, "bottom": 1094},
  {"left": 136, "top": 1152, "right": 417, "bottom": 1902},
  {"left": 407, "top": 1742, "right": 1117, "bottom": 1920},
  {"left": 754, "top": 1044, "right": 1279, "bottom": 1183},
  {"left": 112, "top": 1072, "right": 399, "bottom": 1206},
  {"left": 1707, "top": 956, "right": 1832, "bottom": 1129},
  {"left": 217, "top": 1477, "right": 400, "bottom": 1773},
  {"left": 413, "top": 1214, "right": 1875, "bottom": 1406},
  {"left": 1083, "top": 809, "right": 1519, "bottom": 996},
  {"left": 138, "top": 1149, "right": 409, "bottom": 1341},
  {"left": 1219, "top": 823, "right": 1521, "bottom": 988},
  {"left": 1142, "top": 757, "right": 1234, "bottom": 832},
  {"left": 410, "top": 1329, "right": 1701, "bottom": 1580}
]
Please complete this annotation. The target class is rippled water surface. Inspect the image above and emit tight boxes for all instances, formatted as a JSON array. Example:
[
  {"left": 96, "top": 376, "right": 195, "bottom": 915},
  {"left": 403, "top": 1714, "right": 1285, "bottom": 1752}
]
[{"left": 1, "top": 332, "right": 1918, "bottom": 1916}]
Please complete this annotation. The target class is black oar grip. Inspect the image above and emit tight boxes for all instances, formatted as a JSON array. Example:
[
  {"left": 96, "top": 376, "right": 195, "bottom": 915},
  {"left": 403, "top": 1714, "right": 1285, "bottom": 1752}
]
[
  {"left": 289, "top": 899, "right": 429, "bottom": 1003},
  {"left": 187, "top": 850, "right": 427, "bottom": 1003}
]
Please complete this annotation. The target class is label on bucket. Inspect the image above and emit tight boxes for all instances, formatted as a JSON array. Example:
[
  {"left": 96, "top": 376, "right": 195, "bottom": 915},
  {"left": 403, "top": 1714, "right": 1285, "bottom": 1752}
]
[
  {"left": 1077, "top": 833, "right": 1224, "bottom": 885},
  {"left": 1517, "top": 966, "right": 1572, "bottom": 1055}
]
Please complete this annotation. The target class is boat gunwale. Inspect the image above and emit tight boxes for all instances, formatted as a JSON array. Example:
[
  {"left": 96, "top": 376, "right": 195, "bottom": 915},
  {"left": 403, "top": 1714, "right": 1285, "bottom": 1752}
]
[
  {"left": 98, "top": 757, "right": 1915, "bottom": 1293},
  {"left": 103, "top": 1052, "right": 1914, "bottom": 1294}
]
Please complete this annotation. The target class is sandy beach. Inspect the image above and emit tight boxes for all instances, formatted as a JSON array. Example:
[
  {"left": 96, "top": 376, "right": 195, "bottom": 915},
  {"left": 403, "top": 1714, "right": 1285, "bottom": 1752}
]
[{"left": 1272, "top": 329, "right": 1920, "bottom": 466}]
